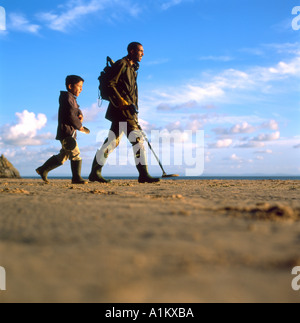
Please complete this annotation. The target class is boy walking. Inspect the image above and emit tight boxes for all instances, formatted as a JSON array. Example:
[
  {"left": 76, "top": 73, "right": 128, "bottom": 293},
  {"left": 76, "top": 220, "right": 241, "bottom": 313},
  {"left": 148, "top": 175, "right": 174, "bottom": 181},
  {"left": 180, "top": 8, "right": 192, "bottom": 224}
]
[{"left": 36, "top": 75, "right": 87, "bottom": 184}]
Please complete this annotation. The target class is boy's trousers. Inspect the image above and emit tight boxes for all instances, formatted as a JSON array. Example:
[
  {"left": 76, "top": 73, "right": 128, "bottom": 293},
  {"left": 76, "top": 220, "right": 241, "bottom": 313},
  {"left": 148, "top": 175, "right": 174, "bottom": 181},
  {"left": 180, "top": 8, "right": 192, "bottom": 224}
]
[{"left": 56, "top": 140, "right": 81, "bottom": 164}]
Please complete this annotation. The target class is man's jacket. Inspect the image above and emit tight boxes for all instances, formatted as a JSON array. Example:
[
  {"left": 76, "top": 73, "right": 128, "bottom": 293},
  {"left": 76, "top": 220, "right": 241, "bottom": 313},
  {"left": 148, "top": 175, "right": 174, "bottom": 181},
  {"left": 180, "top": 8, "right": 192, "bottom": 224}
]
[
  {"left": 56, "top": 91, "right": 83, "bottom": 141},
  {"left": 105, "top": 57, "right": 138, "bottom": 123}
]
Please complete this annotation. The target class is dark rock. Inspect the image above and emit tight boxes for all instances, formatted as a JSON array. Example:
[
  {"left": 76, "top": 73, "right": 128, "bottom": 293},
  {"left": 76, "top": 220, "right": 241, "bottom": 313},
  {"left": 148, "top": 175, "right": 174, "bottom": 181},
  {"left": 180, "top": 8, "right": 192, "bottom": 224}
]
[{"left": 0, "top": 155, "right": 21, "bottom": 178}]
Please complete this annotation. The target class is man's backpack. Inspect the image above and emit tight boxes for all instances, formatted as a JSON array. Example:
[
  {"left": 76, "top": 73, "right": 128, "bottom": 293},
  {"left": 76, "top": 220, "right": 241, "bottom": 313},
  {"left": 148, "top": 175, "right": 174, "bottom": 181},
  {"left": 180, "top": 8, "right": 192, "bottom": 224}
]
[{"left": 98, "top": 56, "right": 115, "bottom": 102}]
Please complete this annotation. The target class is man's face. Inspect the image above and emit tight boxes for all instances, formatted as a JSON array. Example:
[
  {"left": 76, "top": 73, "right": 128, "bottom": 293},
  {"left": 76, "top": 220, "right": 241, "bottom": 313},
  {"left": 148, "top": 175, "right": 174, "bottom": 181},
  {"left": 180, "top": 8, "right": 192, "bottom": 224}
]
[
  {"left": 68, "top": 81, "right": 83, "bottom": 97},
  {"left": 131, "top": 45, "right": 144, "bottom": 63}
]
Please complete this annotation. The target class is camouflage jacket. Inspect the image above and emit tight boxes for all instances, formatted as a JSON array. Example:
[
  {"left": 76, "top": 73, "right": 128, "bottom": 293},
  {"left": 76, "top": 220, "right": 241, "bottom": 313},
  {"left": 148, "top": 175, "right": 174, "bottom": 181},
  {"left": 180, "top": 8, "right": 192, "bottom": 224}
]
[{"left": 105, "top": 57, "right": 139, "bottom": 123}]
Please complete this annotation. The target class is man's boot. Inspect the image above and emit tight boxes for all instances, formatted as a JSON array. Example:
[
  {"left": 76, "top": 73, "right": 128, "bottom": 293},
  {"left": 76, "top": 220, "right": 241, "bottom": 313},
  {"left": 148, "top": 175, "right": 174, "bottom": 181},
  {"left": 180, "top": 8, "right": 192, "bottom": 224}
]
[
  {"left": 36, "top": 156, "right": 63, "bottom": 184},
  {"left": 137, "top": 164, "right": 160, "bottom": 183},
  {"left": 88, "top": 156, "right": 111, "bottom": 183},
  {"left": 134, "top": 139, "right": 160, "bottom": 183},
  {"left": 71, "top": 160, "right": 88, "bottom": 184}
]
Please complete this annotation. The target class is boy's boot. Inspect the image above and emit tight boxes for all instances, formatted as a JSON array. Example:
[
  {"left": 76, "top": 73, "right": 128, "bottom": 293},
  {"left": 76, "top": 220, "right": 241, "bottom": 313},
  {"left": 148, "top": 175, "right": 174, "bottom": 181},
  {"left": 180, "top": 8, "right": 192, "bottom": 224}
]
[
  {"left": 88, "top": 156, "right": 111, "bottom": 183},
  {"left": 71, "top": 160, "right": 88, "bottom": 184},
  {"left": 36, "top": 156, "right": 63, "bottom": 184},
  {"left": 135, "top": 148, "right": 160, "bottom": 183}
]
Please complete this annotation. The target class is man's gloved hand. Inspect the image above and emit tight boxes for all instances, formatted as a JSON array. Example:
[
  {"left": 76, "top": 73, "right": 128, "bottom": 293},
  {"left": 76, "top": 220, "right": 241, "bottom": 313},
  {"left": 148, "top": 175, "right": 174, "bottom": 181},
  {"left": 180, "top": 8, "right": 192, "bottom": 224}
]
[
  {"left": 120, "top": 97, "right": 129, "bottom": 107},
  {"left": 128, "top": 104, "right": 139, "bottom": 115}
]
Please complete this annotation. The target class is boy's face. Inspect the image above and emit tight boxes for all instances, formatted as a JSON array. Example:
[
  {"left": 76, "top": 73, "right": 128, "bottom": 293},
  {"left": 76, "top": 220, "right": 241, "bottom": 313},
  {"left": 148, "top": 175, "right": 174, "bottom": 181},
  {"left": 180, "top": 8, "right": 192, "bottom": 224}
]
[{"left": 68, "top": 81, "right": 83, "bottom": 97}]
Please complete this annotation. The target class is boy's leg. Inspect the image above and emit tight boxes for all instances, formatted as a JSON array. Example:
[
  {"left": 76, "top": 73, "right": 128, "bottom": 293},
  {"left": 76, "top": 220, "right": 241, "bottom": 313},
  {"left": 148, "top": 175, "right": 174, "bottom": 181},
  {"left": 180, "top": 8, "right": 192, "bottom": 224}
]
[
  {"left": 68, "top": 143, "right": 87, "bottom": 184},
  {"left": 89, "top": 122, "right": 124, "bottom": 183},
  {"left": 36, "top": 155, "right": 64, "bottom": 184}
]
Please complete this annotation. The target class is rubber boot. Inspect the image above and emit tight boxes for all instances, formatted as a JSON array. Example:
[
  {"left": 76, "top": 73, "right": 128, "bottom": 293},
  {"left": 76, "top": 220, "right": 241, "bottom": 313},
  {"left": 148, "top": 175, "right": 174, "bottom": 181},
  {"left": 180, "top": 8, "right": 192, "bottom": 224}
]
[
  {"left": 71, "top": 160, "right": 88, "bottom": 184},
  {"left": 134, "top": 141, "right": 160, "bottom": 183},
  {"left": 137, "top": 164, "right": 160, "bottom": 184},
  {"left": 36, "top": 156, "right": 63, "bottom": 184},
  {"left": 88, "top": 157, "right": 111, "bottom": 183}
]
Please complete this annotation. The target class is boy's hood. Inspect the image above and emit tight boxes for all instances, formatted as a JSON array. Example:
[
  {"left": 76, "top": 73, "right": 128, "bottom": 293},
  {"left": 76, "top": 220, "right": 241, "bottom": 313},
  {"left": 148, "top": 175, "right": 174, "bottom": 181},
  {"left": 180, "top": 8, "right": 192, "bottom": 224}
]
[{"left": 60, "top": 91, "right": 77, "bottom": 99}]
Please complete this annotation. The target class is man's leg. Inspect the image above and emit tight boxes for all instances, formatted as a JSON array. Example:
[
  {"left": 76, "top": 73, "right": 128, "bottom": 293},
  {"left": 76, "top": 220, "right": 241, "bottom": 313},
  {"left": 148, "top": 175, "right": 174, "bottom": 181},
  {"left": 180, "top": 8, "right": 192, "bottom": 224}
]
[
  {"left": 127, "top": 125, "right": 160, "bottom": 183},
  {"left": 89, "top": 122, "right": 124, "bottom": 183}
]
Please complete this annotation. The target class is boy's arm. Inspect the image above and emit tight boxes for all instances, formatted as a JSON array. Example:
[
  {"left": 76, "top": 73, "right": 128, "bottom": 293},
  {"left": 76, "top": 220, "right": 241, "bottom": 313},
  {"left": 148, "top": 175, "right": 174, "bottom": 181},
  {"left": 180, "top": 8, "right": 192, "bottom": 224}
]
[
  {"left": 78, "top": 109, "right": 84, "bottom": 122},
  {"left": 66, "top": 96, "right": 83, "bottom": 130}
]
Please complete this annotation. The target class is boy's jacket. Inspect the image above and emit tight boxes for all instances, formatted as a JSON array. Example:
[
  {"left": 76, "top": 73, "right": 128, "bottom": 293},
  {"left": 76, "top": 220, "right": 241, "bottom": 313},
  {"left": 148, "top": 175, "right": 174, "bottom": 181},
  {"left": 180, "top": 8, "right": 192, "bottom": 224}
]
[{"left": 56, "top": 91, "right": 83, "bottom": 141}]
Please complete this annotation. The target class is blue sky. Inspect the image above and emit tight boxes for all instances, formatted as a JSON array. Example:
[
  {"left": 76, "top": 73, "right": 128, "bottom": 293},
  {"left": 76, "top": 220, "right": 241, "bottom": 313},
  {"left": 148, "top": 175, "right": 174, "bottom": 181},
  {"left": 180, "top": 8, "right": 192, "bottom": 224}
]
[{"left": 0, "top": 0, "right": 299, "bottom": 177}]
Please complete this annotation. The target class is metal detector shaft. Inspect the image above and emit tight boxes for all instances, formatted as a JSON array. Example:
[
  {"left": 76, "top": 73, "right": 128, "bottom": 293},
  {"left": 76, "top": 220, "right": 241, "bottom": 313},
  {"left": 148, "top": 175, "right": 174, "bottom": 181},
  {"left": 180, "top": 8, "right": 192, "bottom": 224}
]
[{"left": 134, "top": 119, "right": 167, "bottom": 176}]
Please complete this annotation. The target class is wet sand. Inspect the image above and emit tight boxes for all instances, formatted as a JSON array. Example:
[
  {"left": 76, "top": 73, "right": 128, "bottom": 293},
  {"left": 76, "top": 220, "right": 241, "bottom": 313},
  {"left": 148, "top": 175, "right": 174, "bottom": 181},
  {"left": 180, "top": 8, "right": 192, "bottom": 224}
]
[{"left": 0, "top": 178, "right": 300, "bottom": 303}]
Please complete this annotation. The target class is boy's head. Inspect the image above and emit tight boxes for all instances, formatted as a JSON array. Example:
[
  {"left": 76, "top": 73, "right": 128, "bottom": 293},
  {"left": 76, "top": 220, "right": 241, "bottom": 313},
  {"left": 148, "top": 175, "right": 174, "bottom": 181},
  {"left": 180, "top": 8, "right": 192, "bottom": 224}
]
[{"left": 65, "top": 75, "right": 84, "bottom": 97}]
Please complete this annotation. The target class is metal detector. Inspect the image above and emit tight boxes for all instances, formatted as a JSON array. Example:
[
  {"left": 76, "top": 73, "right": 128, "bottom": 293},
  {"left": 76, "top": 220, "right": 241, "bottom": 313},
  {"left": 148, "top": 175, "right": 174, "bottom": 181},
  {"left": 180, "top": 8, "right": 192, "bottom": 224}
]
[{"left": 134, "top": 117, "right": 179, "bottom": 178}]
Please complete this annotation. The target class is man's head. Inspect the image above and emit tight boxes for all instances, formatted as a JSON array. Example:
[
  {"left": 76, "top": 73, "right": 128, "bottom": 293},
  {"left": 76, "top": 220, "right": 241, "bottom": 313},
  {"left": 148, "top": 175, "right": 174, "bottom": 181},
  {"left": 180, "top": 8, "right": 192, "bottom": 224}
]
[
  {"left": 127, "top": 42, "right": 144, "bottom": 63},
  {"left": 65, "top": 75, "right": 84, "bottom": 97}
]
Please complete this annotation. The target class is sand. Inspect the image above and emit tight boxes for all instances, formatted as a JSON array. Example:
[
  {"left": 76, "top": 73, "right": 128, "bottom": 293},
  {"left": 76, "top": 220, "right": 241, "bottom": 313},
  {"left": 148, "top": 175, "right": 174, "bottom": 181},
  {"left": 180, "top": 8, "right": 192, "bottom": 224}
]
[{"left": 0, "top": 178, "right": 300, "bottom": 303}]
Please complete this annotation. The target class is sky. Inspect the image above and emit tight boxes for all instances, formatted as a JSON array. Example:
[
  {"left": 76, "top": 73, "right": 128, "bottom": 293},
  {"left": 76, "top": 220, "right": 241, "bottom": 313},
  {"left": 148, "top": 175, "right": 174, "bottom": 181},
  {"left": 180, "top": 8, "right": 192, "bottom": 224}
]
[{"left": 0, "top": 0, "right": 299, "bottom": 177}]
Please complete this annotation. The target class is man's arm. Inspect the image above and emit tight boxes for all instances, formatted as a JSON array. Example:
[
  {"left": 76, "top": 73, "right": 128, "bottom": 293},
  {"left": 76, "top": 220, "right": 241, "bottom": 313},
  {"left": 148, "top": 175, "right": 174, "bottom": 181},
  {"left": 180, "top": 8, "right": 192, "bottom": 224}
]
[{"left": 107, "top": 60, "right": 130, "bottom": 108}]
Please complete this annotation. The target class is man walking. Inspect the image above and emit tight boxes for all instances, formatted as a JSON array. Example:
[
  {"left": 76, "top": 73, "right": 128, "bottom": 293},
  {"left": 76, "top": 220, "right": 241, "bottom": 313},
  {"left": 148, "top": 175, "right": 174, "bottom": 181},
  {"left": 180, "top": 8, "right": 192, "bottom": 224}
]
[{"left": 89, "top": 42, "right": 160, "bottom": 183}]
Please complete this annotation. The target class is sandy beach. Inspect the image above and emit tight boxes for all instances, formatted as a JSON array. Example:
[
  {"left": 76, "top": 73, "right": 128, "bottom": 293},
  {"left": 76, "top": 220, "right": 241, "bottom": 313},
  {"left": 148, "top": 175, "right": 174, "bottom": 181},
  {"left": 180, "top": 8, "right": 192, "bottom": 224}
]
[{"left": 0, "top": 178, "right": 300, "bottom": 303}]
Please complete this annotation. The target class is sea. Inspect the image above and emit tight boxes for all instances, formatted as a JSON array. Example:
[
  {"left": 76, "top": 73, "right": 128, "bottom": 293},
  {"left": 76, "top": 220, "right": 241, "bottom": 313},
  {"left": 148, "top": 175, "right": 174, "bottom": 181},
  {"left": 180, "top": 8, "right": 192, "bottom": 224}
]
[{"left": 24, "top": 176, "right": 300, "bottom": 181}]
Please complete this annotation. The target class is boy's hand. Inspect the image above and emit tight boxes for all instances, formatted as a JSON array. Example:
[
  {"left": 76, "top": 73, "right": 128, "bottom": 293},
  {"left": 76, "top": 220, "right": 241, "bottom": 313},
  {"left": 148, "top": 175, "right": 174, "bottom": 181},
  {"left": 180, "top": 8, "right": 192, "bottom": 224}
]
[{"left": 79, "top": 126, "right": 90, "bottom": 134}]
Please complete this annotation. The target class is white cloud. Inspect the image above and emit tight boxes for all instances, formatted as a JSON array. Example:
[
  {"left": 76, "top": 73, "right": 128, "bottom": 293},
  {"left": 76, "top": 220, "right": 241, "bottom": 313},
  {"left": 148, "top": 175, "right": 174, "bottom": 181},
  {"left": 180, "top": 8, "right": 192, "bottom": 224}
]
[
  {"left": 38, "top": 0, "right": 103, "bottom": 32},
  {"left": 254, "top": 149, "right": 273, "bottom": 154},
  {"left": 213, "top": 122, "right": 256, "bottom": 135},
  {"left": 164, "top": 120, "right": 183, "bottom": 132},
  {"left": 162, "top": 116, "right": 206, "bottom": 133},
  {"left": 153, "top": 83, "right": 225, "bottom": 106},
  {"left": 265, "top": 42, "right": 300, "bottom": 55},
  {"left": 81, "top": 102, "right": 103, "bottom": 122},
  {"left": 157, "top": 100, "right": 198, "bottom": 111},
  {"left": 138, "top": 118, "right": 158, "bottom": 133},
  {"left": 151, "top": 53, "right": 300, "bottom": 109},
  {"left": 9, "top": 13, "right": 40, "bottom": 34},
  {"left": 253, "top": 131, "right": 280, "bottom": 142},
  {"left": 198, "top": 56, "right": 234, "bottom": 62},
  {"left": 161, "top": 0, "right": 184, "bottom": 10},
  {"left": 237, "top": 142, "right": 265, "bottom": 149},
  {"left": 261, "top": 120, "right": 279, "bottom": 131},
  {"left": 235, "top": 132, "right": 280, "bottom": 149},
  {"left": 239, "top": 47, "right": 265, "bottom": 56},
  {"left": 212, "top": 118, "right": 280, "bottom": 136},
  {"left": 0, "top": 110, "right": 49, "bottom": 146},
  {"left": 269, "top": 61, "right": 299, "bottom": 76},
  {"left": 205, "top": 152, "right": 212, "bottom": 163},
  {"left": 230, "top": 154, "right": 242, "bottom": 162},
  {"left": 231, "top": 122, "right": 255, "bottom": 134},
  {"left": 209, "top": 138, "right": 233, "bottom": 149},
  {"left": 144, "top": 58, "right": 169, "bottom": 66},
  {"left": 185, "top": 119, "right": 205, "bottom": 133},
  {"left": 37, "top": 0, "right": 143, "bottom": 32}
]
